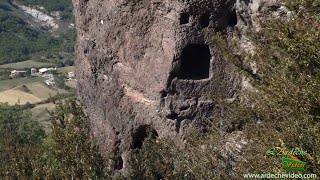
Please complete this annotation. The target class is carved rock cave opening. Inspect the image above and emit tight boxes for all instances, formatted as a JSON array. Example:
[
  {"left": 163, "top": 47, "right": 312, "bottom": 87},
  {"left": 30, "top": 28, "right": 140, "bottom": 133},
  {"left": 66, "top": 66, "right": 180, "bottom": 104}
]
[{"left": 178, "top": 44, "right": 211, "bottom": 80}]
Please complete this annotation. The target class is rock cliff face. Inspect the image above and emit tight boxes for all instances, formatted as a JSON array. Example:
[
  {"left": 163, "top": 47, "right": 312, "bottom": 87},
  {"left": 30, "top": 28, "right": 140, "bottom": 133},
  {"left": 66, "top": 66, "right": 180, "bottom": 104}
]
[{"left": 73, "top": 0, "right": 242, "bottom": 171}]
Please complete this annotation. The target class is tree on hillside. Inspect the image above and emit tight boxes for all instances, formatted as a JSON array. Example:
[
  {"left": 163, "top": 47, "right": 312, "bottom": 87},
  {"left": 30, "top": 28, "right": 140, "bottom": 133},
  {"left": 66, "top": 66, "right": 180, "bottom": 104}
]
[
  {"left": 32, "top": 100, "right": 111, "bottom": 179},
  {"left": 0, "top": 103, "right": 45, "bottom": 179}
]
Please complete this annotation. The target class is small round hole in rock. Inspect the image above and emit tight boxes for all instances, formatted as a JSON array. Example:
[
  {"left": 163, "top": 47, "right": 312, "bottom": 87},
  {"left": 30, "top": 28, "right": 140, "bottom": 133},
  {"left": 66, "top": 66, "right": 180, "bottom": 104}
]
[
  {"left": 84, "top": 48, "right": 89, "bottom": 55},
  {"left": 114, "top": 156, "right": 123, "bottom": 170},
  {"left": 180, "top": 13, "right": 190, "bottom": 25},
  {"left": 200, "top": 14, "right": 210, "bottom": 28},
  {"left": 160, "top": 90, "right": 167, "bottom": 98},
  {"left": 166, "top": 112, "right": 178, "bottom": 120}
]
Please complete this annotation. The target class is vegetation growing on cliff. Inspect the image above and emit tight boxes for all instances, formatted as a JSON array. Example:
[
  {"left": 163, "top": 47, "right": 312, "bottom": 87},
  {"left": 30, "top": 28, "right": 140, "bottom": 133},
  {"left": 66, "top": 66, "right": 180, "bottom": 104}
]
[
  {"left": 32, "top": 100, "right": 110, "bottom": 179},
  {"left": 129, "top": 1, "right": 320, "bottom": 179},
  {"left": 0, "top": 103, "right": 44, "bottom": 178},
  {"left": 234, "top": 4, "right": 320, "bottom": 176},
  {"left": 0, "top": 101, "right": 111, "bottom": 179}
]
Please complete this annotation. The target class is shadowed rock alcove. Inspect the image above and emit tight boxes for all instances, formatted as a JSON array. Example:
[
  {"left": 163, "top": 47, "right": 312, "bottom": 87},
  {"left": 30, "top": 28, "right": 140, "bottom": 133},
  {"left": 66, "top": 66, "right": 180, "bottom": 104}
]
[
  {"left": 178, "top": 44, "right": 211, "bottom": 80},
  {"left": 228, "top": 9, "right": 238, "bottom": 27},
  {"left": 132, "top": 125, "right": 159, "bottom": 149}
]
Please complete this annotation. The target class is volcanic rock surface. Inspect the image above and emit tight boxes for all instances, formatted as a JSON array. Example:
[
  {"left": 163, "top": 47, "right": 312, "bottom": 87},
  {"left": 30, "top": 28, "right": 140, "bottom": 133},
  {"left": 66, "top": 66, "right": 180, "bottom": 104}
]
[{"left": 73, "top": 0, "right": 243, "bottom": 171}]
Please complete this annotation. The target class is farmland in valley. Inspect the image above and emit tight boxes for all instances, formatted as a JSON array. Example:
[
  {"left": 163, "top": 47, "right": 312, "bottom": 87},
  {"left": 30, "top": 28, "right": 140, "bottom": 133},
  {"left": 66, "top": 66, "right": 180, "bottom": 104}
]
[
  {"left": 26, "top": 83, "right": 57, "bottom": 100},
  {"left": 0, "top": 89, "right": 41, "bottom": 105},
  {"left": 0, "top": 77, "right": 45, "bottom": 91}
]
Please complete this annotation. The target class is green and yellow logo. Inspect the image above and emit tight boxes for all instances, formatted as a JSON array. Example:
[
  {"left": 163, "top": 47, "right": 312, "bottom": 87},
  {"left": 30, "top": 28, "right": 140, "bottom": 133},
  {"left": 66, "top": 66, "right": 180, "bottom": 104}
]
[
  {"left": 282, "top": 157, "right": 307, "bottom": 171},
  {"left": 266, "top": 147, "right": 307, "bottom": 171}
]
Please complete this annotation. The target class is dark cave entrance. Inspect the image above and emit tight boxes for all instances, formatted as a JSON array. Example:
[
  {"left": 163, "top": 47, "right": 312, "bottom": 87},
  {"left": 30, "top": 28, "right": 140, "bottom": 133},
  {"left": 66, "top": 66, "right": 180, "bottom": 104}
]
[
  {"left": 180, "top": 12, "right": 190, "bottom": 25},
  {"left": 114, "top": 156, "right": 123, "bottom": 170},
  {"left": 200, "top": 14, "right": 210, "bottom": 28},
  {"left": 178, "top": 44, "right": 211, "bottom": 80},
  {"left": 132, "top": 125, "right": 158, "bottom": 149},
  {"left": 228, "top": 9, "right": 238, "bottom": 27},
  {"left": 216, "top": 9, "right": 238, "bottom": 32}
]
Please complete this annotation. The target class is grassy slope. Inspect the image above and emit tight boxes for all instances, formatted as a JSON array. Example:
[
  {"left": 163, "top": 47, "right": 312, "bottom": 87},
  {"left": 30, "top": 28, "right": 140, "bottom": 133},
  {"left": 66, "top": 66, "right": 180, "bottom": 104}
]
[
  {"left": 0, "top": 89, "right": 41, "bottom": 105},
  {"left": 0, "top": 60, "right": 55, "bottom": 69},
  {"left": 0, "top": 76, "right": 45, "bottom": 91},
  {"left": 57, "top": 66, "right": 75, "bottom": 73}
]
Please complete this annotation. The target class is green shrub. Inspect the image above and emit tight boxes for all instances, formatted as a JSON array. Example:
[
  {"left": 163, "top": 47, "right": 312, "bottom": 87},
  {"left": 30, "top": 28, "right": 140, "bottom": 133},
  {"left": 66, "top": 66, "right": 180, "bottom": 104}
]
[
  {"left": 31, "top": 100, "right": 111, "bottom": 179},
  {"left": 0, "top": 103, "right": 45, "bottom": 179},
  {"left": 284, "top": 0, "right": 320, "bottom": 12},
  {"left": 0, "top": 100, "right": 111, "bottom": 179},
  {"left": 210, "top": 4, "right": 320, "bottom": 176},
  {"left": 130, "top": 137, "right": 181, "bottom": 180}
]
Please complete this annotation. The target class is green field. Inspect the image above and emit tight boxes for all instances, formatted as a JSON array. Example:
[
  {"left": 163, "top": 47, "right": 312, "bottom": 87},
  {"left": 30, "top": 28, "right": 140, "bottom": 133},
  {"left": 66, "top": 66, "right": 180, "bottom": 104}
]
[
  {"left": 0, "top": 60, "right": 55, "bottom": 69},
  {"left": 0, "top": 76, "right": 45, "bottom": 91},
  {"left": 57, "top": 66, "right": 75, "bottom": 73}
]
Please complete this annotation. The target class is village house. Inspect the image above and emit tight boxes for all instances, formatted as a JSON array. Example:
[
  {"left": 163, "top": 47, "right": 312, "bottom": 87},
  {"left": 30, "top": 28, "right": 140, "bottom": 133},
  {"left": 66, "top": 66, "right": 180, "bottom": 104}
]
[
  {"left": 45, "top": 78, "right": 55, "bottom": 86},
  {"left": 38, "top": 68, "right": 49, "bottom": 75},
  {"left": 68, "top": 71, "right": 75, "bottom": 79},
  {"left": 10, "top": 70, "right": 27, "bottom": 78},
  {"left": 31, "top": 68, "right": 37, "bottom": 76},
  {"left": 38, "top": 67, "right": 57, "bottom": 76}
]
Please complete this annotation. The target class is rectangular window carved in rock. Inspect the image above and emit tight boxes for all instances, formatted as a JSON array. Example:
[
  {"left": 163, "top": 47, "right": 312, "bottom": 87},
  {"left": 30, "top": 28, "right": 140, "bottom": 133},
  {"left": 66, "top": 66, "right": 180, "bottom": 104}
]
[{"left": 178, "top": 44, "right": 211, "bottom": 80}]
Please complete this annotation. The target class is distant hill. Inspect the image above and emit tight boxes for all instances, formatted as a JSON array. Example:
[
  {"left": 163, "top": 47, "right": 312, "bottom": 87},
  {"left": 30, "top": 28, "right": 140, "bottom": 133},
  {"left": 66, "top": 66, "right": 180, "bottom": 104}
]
[
  {"left": 17, "top": 0, "right": 74, "bottom": 22},
  {"left": 0, "top": 0, "right": 75, "bottom": 66}
]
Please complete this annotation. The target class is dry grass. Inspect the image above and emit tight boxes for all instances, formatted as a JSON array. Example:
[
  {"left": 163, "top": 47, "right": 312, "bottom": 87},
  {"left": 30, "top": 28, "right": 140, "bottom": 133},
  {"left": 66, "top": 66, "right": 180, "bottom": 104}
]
[
  {"left": 26, "top": 83, "right": 57, "bottom": 100},
  {"left": 0, "top": 82, "right": 58, "bottom": 105},
  {"left": 65, "top": 80, "right": 77, "bottom": 89},
  {"left": 32, "top": 103, "right": 55, "bottom": 111},
  {"left": 58, "top": 66, "right": 75, "bottom": 74},
  {"left": 0, "top": 89, "right": 41, "bottom": 105}
]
